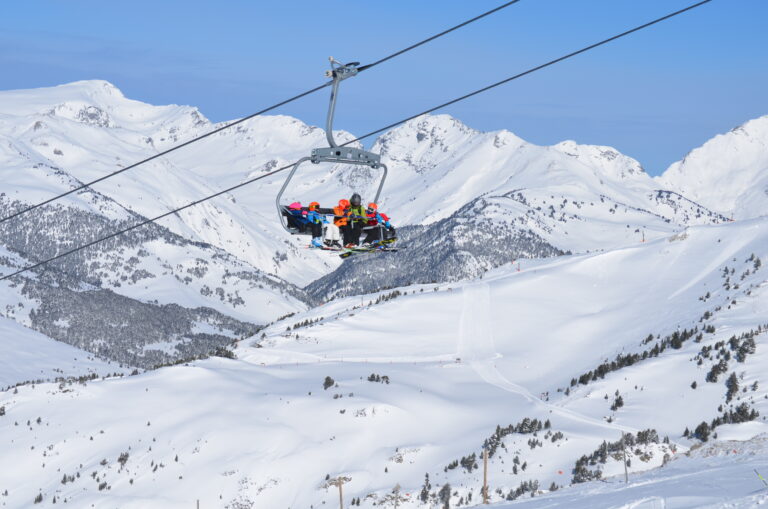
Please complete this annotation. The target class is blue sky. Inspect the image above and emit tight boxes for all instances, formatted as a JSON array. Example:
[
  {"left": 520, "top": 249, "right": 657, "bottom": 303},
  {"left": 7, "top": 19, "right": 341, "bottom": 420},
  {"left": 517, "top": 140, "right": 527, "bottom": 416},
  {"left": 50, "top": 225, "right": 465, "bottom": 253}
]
[{"left": 1, "top": 0, "right": 766, "bottom": 175}]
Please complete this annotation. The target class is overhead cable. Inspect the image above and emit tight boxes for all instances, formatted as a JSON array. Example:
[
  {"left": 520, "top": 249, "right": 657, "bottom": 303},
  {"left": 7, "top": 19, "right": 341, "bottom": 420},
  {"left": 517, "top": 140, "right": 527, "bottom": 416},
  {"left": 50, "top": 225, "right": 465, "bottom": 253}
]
[
  {"left": 0, "top": 0, "right": 523, "bottom": 225},
  {"left": 0, "top": 0, "right": 713, "bottom": 282}
]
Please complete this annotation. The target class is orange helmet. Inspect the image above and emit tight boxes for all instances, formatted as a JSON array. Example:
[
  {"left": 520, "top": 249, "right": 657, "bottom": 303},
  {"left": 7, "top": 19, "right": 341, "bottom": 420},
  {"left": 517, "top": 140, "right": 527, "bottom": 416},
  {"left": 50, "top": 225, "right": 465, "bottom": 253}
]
[
  {"left": 308, "top": 201, "right": 320, "bottom": 211},
  {"left": 367, "top": 202, "right": 378, "bottom": 211},
  {"left": 338, "top": 199, "right": 350, "bottom": 208}
]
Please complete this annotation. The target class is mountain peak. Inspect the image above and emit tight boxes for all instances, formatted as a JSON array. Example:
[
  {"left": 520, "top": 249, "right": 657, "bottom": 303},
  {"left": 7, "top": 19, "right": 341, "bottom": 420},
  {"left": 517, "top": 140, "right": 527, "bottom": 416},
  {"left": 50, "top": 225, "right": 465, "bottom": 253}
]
[
  {"left": 552, "top": 140, "right": 647, "bottom": 181},
  {"left": 0, "top": 80, "right": 208, "bottom": 131},
  {"left": 374, "top": 114, "right": 477, "bottom": 149},
  {"left": 658, "top": 114, "right": 768, "bottom": 219}
]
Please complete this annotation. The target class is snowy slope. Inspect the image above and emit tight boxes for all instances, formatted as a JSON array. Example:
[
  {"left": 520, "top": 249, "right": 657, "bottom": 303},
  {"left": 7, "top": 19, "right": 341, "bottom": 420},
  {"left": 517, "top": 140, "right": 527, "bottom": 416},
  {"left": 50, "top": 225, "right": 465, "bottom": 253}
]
[
  {"left": 494, "top": 434, "right": 768, "bottom": 508},
  {"left": 658, "top": 115, "right": 768, "bottom": 220},
  {"left": 373, "top": 115, "right": 724, "bottom": 231},
  {"left": 1, "top": 217, "right": 766, "bottom": 507},
  {"left": 0, "top": 317, "right": 124, "bottom": 389},
  {"left": 0, "top": 81, "right": 731, "bottom": 289},
  {"left": 2, "top": 81, "right": 767, "bottom": 507},
  {"left": 0, "top": 80, "right": 344, "bottom": 286},
  {"left": 0, "top": 81, "right": 319, "bottom": 366}
]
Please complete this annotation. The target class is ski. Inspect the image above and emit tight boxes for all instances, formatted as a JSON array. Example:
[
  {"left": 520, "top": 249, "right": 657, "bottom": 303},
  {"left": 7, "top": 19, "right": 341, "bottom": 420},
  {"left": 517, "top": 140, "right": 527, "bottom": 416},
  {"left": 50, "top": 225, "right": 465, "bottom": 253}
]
[
  {"left": 304, "top": 244, "right": 345, "bottom": 252},
  {"left": 339, "top": 243, "right": 399, "bottom": 259}
]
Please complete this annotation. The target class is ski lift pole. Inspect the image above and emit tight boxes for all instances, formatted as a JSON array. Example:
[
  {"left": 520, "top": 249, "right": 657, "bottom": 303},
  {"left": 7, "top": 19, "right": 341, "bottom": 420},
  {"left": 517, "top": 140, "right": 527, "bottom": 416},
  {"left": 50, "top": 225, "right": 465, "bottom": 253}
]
[
  {"left": 325, "top": 476, "right": 351, "bottom": 509},
  {"left": 482, "top": 446, "right": 489, "bottom": 504},
  {"left": 621, "top": 433, "right": 629, "bottom": 483}
]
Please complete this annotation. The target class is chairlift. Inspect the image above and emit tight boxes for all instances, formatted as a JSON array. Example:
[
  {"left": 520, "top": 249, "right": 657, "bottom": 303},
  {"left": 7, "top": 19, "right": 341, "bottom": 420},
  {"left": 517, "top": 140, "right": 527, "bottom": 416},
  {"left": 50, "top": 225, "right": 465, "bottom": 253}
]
[{"left": 275, "top": 57, "right": 388, "bottom": 235}]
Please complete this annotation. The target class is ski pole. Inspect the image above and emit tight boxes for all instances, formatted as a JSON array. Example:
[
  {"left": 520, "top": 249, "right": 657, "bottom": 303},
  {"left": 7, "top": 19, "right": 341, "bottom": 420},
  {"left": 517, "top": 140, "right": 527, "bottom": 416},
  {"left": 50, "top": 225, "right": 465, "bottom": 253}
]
[{"left": 756, "top": 469, "right": 768, "bottom": 487}]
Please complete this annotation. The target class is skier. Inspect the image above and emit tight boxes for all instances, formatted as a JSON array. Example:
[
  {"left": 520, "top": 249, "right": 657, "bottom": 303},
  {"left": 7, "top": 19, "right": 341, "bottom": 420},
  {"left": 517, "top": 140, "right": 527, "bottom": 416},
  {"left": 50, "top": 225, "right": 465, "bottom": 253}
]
[
  {"left": 344, "top": 193, "right": 366, "bottom": 247},
  {"left": 322, "top": 199, "right": 346, "bottom": 248},
  {"left": 330, "top": 198, "right": 351, "bottom": 246},
  {"left": 288, "top": 201, "right": 327, "bottom": 248},
  {"left": 362, "top": 202, "right": 395, "bottom": 245}
]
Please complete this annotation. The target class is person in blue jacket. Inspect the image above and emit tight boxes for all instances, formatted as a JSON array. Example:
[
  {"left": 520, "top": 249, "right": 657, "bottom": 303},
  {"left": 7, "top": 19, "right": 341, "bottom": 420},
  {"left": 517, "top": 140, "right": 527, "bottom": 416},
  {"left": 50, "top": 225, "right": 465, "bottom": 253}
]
[{"left": 288, "top": 201, "right": 328, "bottom": 247}]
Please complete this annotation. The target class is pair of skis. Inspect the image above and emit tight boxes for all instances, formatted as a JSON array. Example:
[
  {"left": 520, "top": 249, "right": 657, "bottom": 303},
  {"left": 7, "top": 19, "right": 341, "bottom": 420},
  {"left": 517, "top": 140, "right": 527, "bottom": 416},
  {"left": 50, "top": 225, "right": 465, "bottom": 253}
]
[
  {"left": 339, "top": 240, "right": 398, "bottom": 259},
  {"left": 306, "top": 238, "right": 399, "bottom": 258}
]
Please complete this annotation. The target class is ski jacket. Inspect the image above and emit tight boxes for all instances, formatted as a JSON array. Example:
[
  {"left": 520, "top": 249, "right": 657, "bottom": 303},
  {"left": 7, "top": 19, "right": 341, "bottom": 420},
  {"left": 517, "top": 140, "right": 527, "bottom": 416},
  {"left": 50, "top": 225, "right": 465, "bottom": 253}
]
[
  {"left": 366, "top": 211, "right": 391, "bottom": 228},
  {"left": 348, "top": 205, "right": 367, "bottom": 224},
  {"left": 290, "top": 209, "right": 327, "bottom": 225},
  {"left": 333, "top": 206, "right": 350, "bottom": 227}
]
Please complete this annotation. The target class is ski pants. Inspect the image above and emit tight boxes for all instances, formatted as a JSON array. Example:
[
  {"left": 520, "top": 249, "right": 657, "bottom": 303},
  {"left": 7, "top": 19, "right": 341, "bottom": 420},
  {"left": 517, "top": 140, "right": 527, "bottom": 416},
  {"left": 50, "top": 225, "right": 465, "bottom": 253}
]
[
  {"left": 342, "top": 222, "right": 363, "bottom": 245},
  {"left": 324, "top": 224, "right": 341, "bottom": 243},
  {"left": 364, "top": 225, "right": 396, "bottom": 244}
]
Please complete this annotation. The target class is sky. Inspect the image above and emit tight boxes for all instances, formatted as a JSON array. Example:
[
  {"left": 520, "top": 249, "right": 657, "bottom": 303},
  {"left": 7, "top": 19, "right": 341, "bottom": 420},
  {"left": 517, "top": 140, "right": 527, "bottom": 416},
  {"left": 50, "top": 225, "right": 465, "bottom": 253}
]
[{"left": 1, "top": 0, "right": 766, "bottom": 175}]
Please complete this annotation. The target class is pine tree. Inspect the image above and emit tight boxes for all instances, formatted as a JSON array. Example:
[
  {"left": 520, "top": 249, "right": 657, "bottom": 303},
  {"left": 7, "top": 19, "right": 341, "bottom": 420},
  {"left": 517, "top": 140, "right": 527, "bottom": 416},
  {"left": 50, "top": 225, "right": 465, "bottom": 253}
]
[
  {"left": 694, "top": 421, "right": 710, "bottom": 442},
  {"left": 419, "top": 473, "right": 431, "bottom": 503},
  {"left": 725, "top": 372, "right": 739, "bottom": 402},
  {"left": 438, "top": 483, "right": 452, "bottom": 509}
]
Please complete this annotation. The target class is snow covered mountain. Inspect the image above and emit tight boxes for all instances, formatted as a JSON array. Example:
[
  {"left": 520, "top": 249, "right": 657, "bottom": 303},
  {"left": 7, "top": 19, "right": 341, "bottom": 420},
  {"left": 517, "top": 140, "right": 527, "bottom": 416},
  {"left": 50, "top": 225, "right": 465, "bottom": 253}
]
[
  {"left": 0, "top": 316, "right": 126, "bottom": 389},
  {"left": 658, "top": 115, "right": 768, "bottom": 220},
  {"left": 1, "top": 80, "right": 767, "bottom": 508},
  {"left": 1, "top": 217, "right": 766, "bottom": 507}
]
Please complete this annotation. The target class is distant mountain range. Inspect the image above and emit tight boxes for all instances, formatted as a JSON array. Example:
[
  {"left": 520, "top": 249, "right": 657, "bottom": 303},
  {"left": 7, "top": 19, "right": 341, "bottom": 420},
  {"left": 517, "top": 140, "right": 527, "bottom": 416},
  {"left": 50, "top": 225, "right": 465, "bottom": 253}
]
[
  {"left": 0, "top": 80, "right": 766, "bottom": 509},
  {"left": 0, "top": 80, "right": 764, "bottom": 365}
]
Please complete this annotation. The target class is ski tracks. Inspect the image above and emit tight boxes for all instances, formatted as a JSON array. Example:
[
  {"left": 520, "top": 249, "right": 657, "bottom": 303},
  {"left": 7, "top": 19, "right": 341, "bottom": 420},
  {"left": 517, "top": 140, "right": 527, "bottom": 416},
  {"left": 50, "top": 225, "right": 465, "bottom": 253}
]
[
  {"left": 458, "top": 282, "right": 537, "bottom": 402},
  {"left": 458, "top": 282, "right": 634, "bottom": 434}
]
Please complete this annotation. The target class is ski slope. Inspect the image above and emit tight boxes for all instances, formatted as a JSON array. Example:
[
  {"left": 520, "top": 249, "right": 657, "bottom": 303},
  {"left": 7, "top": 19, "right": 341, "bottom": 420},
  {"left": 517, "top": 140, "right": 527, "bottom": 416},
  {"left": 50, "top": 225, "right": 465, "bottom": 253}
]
[
  {"left": 494, "top": 434, "right": 768, "bottom": 508},
  {"left": 1, "top": 80, "right": 767, "bottom": 508},
  {"left": 1, "top": 217, "right": 766, "bottom": 507},
  {"left": 0, "top": 317, "right": 123, "bottom": 389}
]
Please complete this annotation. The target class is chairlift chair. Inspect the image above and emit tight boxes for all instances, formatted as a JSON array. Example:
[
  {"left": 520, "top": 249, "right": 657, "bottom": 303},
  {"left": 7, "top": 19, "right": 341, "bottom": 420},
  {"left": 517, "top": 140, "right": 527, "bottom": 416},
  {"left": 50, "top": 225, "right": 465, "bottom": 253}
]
[{"left": 276, "top": 57, "right": 388, "bottom": 235}]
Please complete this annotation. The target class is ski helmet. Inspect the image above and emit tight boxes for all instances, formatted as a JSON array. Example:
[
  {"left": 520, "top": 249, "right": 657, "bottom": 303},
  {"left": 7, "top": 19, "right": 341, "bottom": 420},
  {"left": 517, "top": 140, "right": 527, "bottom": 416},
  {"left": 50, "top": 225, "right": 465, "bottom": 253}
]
[
  {"left": 367, "top": 202, "right": 378, "bottom": 211},
  {"left": 350, "top": 193, "right": 362, "bottom": 207},
  {"left": 308, "top": 201, "right": 320, "bottom": 211},
  {"left": 338, "top": 199, "right": 350, "bottom": 208}
]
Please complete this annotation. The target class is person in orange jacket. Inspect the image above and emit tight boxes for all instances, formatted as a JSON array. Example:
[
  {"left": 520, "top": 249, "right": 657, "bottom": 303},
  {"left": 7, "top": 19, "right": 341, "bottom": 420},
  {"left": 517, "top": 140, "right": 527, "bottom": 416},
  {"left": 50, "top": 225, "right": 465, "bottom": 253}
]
[{"left": 325, "top": 198, "right": 349, "bottom": 248}]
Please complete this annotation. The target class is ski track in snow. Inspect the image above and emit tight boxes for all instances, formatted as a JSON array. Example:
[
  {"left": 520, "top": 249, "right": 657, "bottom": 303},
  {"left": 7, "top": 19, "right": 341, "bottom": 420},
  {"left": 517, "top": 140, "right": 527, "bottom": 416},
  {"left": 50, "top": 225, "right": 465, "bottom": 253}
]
[
  {"left": 459, "top": 282, "right": 536, "bottom": 402},
  {"left": 459, "top": 283, "right": 635, "bottom": 437}
]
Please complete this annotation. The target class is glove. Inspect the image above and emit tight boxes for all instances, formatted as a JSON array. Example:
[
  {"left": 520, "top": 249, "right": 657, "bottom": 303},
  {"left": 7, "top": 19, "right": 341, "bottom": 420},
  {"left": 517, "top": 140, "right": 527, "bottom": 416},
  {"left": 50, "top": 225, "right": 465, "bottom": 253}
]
[{"left": 384, "top": 221, "right": 391, "bottom": 228}]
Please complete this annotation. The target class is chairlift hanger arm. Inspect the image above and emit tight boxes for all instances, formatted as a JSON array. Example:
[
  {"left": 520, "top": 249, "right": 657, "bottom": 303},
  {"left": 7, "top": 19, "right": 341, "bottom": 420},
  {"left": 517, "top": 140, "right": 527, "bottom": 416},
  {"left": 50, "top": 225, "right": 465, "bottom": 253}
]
[{"left": 324, "top": 57, "right": 360, "bottom": 148}]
